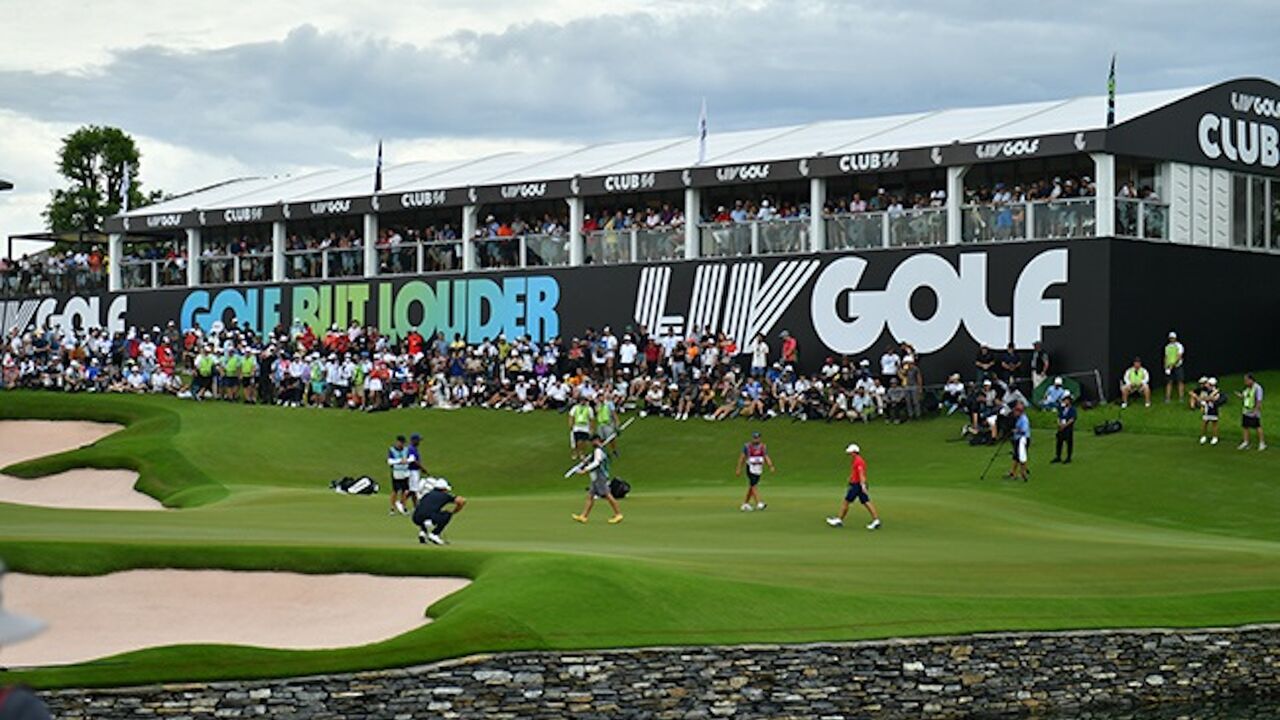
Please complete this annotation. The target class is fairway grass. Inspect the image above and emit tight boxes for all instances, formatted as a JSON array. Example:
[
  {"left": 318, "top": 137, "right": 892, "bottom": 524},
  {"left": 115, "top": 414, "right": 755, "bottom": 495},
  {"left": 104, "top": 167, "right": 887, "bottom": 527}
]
[{"left": 1, "top": 376, "right": 1278, "bottom": 688}]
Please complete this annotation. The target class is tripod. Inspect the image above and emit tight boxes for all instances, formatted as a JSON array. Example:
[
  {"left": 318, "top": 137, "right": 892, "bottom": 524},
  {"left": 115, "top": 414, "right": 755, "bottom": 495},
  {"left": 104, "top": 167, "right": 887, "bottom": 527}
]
[{"left": 979, "top": 436, "right": 1009, "bottom": 480}]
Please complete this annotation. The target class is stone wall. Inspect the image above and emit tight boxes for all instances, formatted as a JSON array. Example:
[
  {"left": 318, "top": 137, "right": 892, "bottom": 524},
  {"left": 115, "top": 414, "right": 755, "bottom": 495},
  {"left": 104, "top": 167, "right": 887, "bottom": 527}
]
[{"left": 42, "top": 625, "right": 1280, "bottom": 719}]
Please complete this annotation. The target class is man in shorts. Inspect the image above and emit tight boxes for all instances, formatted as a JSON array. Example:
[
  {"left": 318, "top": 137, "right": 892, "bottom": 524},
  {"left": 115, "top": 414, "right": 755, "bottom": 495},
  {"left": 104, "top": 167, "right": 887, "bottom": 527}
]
[
  {"left": 825, "top": 443, "right": 881, "bottom": 530},
  {"left": 1163, "top": 331, "right": 1185, "bottom": 403},
  {"left": 571, "top": 434, "right": 624, "bottom": 525},
  {"left": 1197, "top": 377, "right": 1222, "bottom": 445},
  {"left": 413, "top": 478, "right": 466, "bottom": 545},
  {"left": 1238, "top": 373, "right": 1266, "bottom": 451},
  {"left": 1120, "top": 357, "right": 1151, "bottom": 409},
  {"left": 1008, "top": 401, "right": 1031, "bottom": 481},
  {"left": 734, "top": 431, "right": 775, "bottom": 511},
  {"left": 596, "top": 392, "right": 620, "bottom": 457},
  {"left": 386, "top": 435, "right": 412, "bottom": 516},
  {"left": 569, "top": 398, "right": 594, "bottom": 459}
]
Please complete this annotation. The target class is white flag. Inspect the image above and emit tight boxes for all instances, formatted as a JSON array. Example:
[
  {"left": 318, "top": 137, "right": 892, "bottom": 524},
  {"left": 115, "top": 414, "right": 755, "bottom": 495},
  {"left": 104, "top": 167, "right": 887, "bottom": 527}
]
[
  {"left": 697, "top": 98, "right": 708, "bottom": 166},
  {"left": 120, "top": 161, "right": 131, "bottom": 212}
]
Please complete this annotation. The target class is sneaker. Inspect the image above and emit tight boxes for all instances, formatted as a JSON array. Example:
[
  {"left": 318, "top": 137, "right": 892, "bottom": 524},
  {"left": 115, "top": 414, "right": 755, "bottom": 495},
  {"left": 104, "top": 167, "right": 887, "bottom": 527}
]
[
  {"left": 418, "top": 531, "right": 427, "bottom": 544},
  {"left": 1121, "top": 402, "right": 1128, "bottom": 409},
  {"left": 1050, "top": 457, "right": 1062, "bottom": 463},
  {"left": 825, "top": 517, "right": 843, "bottom": 528},
  {"left": 1260, "top": 443, "right": 1268, "bottom": 451},
  {"left": 608, "top": 514, "right": 624, "bottom": 524},
  {"left": 1199, "top": 436, "right": 1207, "bottom": 445},
  {"left": 395, "top": 500, "right": 406, "bottom": 515},
  {"left": 1144, "top": 402, "right": 1151, "bottom": 408},
  {"left": 426, "top": 533, "right": 446, "bottom": 545},
  {"left": 740, "top": 503, "right": 753, "bottom": 512},
  {"left": 756, "top": 502, "right": 766, "bottom": 511},
  {"left": 1238, "top": 442, "right": 1250, "bottom": 450},
  {"left": 1210, "top": 437, "right": 1219, "bottom": 446},
  {"left": 867, "top": 519, "right": 881, "bottom": 530},
  {"left": 572, "top": 514, "right": 588, "bottom": 524}
]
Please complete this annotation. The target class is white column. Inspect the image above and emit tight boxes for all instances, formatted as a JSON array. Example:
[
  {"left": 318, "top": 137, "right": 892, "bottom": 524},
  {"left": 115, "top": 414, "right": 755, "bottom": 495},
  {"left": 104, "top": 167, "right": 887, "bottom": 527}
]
[
  {"left": 272, "top": 221, "right": 286, "bottom": 282},
  {"left": 683, "top": 187, "right": 701, "bottom": 260},
  {"left": 185, "top": 228, "right": 200, "bottom": 286},
  {"left": 809, "top": 177, "right": 827, "bottom": 252},
  {"left": 1092, "top": 152, "right": 1116, "bottom": 238},
  {"left": 362, "top": 213, "right": 378, "bottom": 278},
  {"left": 566, "top": 197, "right": 584, "bottom": 266},
  {"left": 946, "top": 165, "right": 969, "bottom": 245},
  {"left": 108, "top": 233, "right": 123, "bottom": 292},
  {"left": 461, "top": 205, "right": 479, "bottom": 271}
]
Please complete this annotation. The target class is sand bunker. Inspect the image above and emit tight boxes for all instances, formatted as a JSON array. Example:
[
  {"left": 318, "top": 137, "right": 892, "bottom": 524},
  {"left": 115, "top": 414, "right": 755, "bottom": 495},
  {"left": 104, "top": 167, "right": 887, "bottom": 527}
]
[
  {"left": 0, "top": 570, "right": 470, "bottom": 667},
  {"left": 0, "top": 420, "right": 161, "bottom": 511}
]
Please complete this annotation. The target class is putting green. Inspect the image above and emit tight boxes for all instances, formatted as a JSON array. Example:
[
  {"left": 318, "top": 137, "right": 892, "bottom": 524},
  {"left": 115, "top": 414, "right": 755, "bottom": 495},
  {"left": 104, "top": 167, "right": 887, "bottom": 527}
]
[{"left": 1, "top": 374, "right": 1277, "bottom": 689}]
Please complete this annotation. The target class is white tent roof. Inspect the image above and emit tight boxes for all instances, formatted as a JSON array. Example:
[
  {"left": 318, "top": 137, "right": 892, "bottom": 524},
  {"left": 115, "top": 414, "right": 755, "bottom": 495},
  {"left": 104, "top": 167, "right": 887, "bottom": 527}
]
[{"left": 125, "top": 84, "right": 1201, "bottom": 217}]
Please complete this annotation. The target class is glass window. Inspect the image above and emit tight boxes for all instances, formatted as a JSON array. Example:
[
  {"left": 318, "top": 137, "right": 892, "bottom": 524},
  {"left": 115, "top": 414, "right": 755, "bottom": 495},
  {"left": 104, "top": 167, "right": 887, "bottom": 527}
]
[
  {"left": 1232, "top": 174, "right": 1249, "bottom": 247},
  {"left": 1251, "top": 176, "right": 1267, "bottom": 248}
]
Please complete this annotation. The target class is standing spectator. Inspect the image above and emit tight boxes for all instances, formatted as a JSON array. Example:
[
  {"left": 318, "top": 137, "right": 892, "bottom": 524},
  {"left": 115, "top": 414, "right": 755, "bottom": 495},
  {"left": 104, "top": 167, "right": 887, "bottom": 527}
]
[
  {"left": 900, "top": 356, "right": 923, "bottom": 419},
  {"left": 999, "top": 343, "right": 1021, "bottom": 385},
  {"left": 1238, "top": 373, "right": 1266, "bottom": 451},
  {"left": 748, "top": 332, "right": 769, "bottom": 378},
  {"left": 1120, "top": 357, "right": 1151, "bottom": 409},
  {"left": 1197, "top": 377, "right": 1222, "bottom": 446},
  {"left": 1051, "top": 393, "right": 1076, "bottom": 464},
  {"left": 1030, "top": 341, "right": 1050, "bottom": 390},
  {"left": 1008, "top": 402, "right": 1031, "bottom": 481},
  {"left": 779, "top": 330, "right": 798, "bottom": 365},
  {"left": 974, "top": 344, "right": 996, "bottom": 382},
  {"left": 1163, "top": 331, "right": 1185, "bottom": 403},
  {"left": 879, "top": 344, "right": 901, "bottom": 386}
]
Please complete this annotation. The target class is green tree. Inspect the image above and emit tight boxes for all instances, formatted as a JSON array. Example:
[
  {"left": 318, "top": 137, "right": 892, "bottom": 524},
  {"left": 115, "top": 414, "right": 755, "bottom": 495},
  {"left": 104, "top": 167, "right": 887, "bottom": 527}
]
[{"left": 43, "top": 125, "right": 163, "bottom": 232}]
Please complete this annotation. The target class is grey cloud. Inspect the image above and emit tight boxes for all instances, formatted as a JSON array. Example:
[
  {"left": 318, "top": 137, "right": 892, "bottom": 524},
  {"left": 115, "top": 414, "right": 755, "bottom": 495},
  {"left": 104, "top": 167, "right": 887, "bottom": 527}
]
[{"left": 0, "top": 0, "right": 1276, "bottom": 169}]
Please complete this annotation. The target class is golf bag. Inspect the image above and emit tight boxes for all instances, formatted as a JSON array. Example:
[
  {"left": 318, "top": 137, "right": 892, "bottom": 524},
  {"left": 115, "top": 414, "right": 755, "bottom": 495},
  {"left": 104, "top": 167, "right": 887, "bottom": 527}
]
[
  {"left": 1094, "top": 419, "right": 1123, "bottom": 436},
  {"left": 331, "top": 475, "right": 379, "bottom": 495},
  {"left": 609, "top": 478, "right": 631, "bottom": 499}
]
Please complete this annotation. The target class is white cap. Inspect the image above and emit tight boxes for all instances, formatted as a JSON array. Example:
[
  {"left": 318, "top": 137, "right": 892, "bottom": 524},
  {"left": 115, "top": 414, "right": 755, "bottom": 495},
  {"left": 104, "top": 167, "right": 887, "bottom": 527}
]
[
  {"left": 845, "top": 443, "right": 861, "bottom": 454},
  {"left": 1168, "top": 331, "right": 1177, "bottom": 339},
  {"left": 1208, "top": 377, "right": 1218, "bottom": 385},
  {"left": 1054, "top": 377, "right": 1063, "bottom": 386}
]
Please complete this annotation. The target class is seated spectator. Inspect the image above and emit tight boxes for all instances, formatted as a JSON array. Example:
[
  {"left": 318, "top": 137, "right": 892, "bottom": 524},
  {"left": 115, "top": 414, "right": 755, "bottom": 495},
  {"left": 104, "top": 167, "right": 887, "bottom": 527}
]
[
  {"left": 1120, "top": 357, "right": 1152, "bottom": 409},
  {"left": 1041, "top": 376, "right": 1068, "bottom": 410}
]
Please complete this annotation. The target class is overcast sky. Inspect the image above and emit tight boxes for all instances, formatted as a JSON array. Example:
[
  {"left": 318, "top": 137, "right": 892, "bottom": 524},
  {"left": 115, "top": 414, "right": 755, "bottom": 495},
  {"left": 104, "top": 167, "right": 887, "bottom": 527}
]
[{"left": 2, "top": 0, "right": 1277, "bottom": 254}]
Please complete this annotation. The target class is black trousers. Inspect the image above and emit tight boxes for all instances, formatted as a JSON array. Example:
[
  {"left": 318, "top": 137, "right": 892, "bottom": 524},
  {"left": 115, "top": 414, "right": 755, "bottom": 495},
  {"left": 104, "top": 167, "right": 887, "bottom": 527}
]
[
  {"left": 1055, "top": 428, "right": 1074, "bottom": 460},
  {"left": 414, "top": 509, "right": 452, "bottom": 534}
]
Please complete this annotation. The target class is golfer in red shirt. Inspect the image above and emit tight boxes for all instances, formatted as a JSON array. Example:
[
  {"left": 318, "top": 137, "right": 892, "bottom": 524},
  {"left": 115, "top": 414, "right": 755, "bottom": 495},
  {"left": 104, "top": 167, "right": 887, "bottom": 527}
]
[{"left": 826, "top": 443, "right": 881, "bottom": 530}]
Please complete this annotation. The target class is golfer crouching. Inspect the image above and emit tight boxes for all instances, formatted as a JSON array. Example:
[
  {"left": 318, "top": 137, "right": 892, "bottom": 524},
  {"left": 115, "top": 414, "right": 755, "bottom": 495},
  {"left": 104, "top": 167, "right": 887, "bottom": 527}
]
[{"left": 413, "top": 478, "right": 466, "bottom": 546}]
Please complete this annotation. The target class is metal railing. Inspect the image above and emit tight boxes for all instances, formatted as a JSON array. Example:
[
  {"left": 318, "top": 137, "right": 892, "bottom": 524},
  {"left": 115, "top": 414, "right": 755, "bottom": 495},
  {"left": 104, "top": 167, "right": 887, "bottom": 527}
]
[
  {"left": 377, "top": 240, "right": 464, "bottom": 275},
  {"left": 1033, "top": 198, "right": 1096, "bottom": 239},
  {"left": 1115, "top": 198, "right": 1169, "bottom": 240},
  {"left": 584, "top": 227, "right": 686, "bottom": 265},
  {"left": 887, "top": 207, "right": 947, "bottom": 247},
  {"left": 120, "top": 259, "right": 187, "bottom": 290},
  {"left": 284, "top": 248, "right": 365, "bottom": 280},
  {"left": 826, "top": 212, "right": 886, "bottom": 250},
  {"left": 698, "top": 218, "right": 810, "bottom": 258},
  {"left": 0, "top": 267, "right": 107, "bottom": 298},
  {"left": 475, "top": 234, "right": 571, "bottom": 270}
]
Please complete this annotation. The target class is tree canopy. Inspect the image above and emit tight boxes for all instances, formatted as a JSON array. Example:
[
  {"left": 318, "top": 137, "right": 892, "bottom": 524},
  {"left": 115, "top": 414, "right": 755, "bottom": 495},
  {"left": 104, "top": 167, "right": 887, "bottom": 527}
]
[{"left": 43, "top": 125, "right": 163, "bottom": 233}]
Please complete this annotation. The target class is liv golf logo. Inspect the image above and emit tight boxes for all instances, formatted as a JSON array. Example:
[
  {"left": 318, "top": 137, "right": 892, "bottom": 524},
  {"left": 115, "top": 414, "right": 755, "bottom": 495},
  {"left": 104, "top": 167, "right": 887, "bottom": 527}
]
[{"left": 633, "top": 249, "right": 1068, "bottom": 355}]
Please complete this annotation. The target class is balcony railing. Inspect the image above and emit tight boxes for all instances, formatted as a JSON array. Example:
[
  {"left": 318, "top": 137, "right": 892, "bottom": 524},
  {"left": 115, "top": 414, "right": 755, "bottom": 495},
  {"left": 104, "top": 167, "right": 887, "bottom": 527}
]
[
  {"left": 1115, "top": 198, "right": 1170, "bottom": 240},
  {"left": 0, "top": 267, "right": 107, "bottom": 298},
  {"left": 825, "top": 207, "right": 947, "bottom": 249},
  {"left": 120, "top": 259, "right": 187, "bottom": 290},
  {"left": 198, "top": 253, "right": 273, "bottom": 285},
  {"left": 698, "top": 218, "right": 811, "bottom": 258},
  {"left": 285, "top": 248, "right": 365, "bottom": 280},
  {"left": 888, "top": 207, "right": 947, "bottom": 247},
  {"left": 378, "top": 240, "right": 464, "bottom": 275},
  {"left": 584, "top": 227, "right": 685, "bottom": 265},
  {"left": 961, "top": 197, "right": 1097, "bottom": 243},
  {"left": 475, "top": 234, "right": 570, "bottom": 270}
]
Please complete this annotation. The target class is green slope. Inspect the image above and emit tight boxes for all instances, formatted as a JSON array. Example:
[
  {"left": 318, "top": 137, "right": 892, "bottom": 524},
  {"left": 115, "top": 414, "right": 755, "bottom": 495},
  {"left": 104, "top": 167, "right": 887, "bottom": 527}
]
[{"left": 0, "top": 375, "right": 1277, "bottom": 688}]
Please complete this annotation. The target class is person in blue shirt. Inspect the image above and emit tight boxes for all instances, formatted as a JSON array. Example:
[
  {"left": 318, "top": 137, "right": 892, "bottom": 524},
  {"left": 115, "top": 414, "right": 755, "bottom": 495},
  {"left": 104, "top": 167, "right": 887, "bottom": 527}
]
[
  {"left": 1040, "top": 376, "right": 1067, "bottom": 410},
  {"left": 1008, "top": 402, "right": 1031, "bottom": 481},
  {"left": 386, "top": 435, "right": 412, "bottom": 516},
  {"left": 1051, "top": 393, "right": 1076, "bottom": 464}
]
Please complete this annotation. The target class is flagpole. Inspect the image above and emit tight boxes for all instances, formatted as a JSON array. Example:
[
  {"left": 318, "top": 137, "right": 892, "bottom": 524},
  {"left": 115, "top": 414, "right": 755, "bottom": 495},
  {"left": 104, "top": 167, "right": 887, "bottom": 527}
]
[{"left": 374, "top": 140, "right": 384, "bottom": 194}]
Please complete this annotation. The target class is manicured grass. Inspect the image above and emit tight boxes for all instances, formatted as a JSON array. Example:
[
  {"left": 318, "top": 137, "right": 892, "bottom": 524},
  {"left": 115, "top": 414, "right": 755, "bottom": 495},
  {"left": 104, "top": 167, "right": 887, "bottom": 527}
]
[{"left": 1, "top": 373, "right": 1277, "bottom": 688}]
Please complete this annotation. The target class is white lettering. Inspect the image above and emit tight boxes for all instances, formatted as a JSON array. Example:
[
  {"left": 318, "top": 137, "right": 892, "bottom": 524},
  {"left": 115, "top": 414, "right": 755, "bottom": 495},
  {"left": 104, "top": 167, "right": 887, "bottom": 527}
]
[
  {"left": 810, "top": 249, "right": 1067, "bottom": 355},
  {"left": 400, "top": 190, "right": 448, "bottom": 208},
  {"left": 715, "top": 164, "right": 771, "bottom": 182},
  {"left": 974, "top": 138, "right": 1041, "bottom": 160},
  {"left": 1199, "top": 114, "right": 1222, "bottom": 159},
  {"left": 837, "top": 152, "right": 899, "bottom": 173},
  {"left": 603, "top": 173, "right": 657, "bottom": 192},
  {"left": 1200, "top": 112, "right": 1280, "bottom": 168},
  {"left": 499, "top": 183, "right": 547, "bottom": 199},
  {"left": 308, "top": 199, "right": 352, "bottom": 215},
  {"left": 145, "top": 214, "right": 183, "bottom": 228},
  {"left": 223, "top": 207, "right": 264, "bottom": 223},
  {"left": 1231, "top": 92, "right": 1280, "bottom": 119}
]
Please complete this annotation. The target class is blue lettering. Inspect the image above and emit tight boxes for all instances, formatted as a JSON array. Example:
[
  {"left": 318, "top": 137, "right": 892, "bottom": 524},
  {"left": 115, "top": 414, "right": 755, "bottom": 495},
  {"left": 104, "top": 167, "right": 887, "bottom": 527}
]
[
  {"left": 180, "top": 291, "right": 211, "bottom": 332},
  {"left": 465, "top": 279, "right": 504, "bottom": 343},
  {"left": 501, "top": 278, "right": 527, "bottom": 339},
  {"left": 525, "top": 276, "right": 559, "bottom": 341}
]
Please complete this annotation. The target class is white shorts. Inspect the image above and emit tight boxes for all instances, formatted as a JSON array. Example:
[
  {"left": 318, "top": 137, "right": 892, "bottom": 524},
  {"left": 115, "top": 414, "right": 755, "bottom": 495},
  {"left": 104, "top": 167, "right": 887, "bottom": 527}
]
[
  {"left": 409, "top": 469, "right": 423, "bottom": 494},
  {"left": 1013, "top": 436, "right": 1029, "bottom": 464},
  {"left": 368, "top": 378, "right": 384, "bottom": 392}
]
